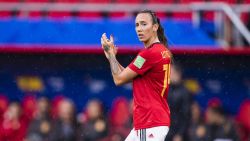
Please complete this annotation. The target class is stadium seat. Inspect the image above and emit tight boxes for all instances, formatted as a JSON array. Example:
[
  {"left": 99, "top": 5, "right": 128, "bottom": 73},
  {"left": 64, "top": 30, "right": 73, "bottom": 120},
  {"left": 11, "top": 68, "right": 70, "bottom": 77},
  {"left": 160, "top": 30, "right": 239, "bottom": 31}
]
[
  {"left": 76, "top": 0, "right": 111, "bottom": 18},
  {"left": 147, "top": 0, "right": 174, "bottom": 18},
  {"left": 0, "top": 11, "right": 11, "bottom": 17},
  {"left": 240, "top": 13, "right": 249, "bottom": 24},
  {"left": 243, "top": 0, "right": 250, "bottom": 3},
  {"left": 114, "top": 0, "right": 143, "bottom": 3},
  {"left": 109, "top": 11, "right": 137, "bottom": 19},
  {"left": 28, "top": 11, "right": 44, "bottom": 18},
  {"left": 83, "top": 0, "right": 111, "bottom": 3},
  {"left": 179, "top": 0, "right": 202, "bottom": 2},
  {"left": 78, "top": 12, "right": 103, "bottom": 18},
  {"left": 108, "top": 0, "right": 143, "bottom": 18},
  {"left": 55, "top": 0, "right": 80, "bottom": 3},
  {"left": 24, "top": 0, "right": 51, "bottom": 2},
  {"left": 172, "top": 0, "right": 204, "bottom": 19},
  {"left": 147, "top": 0, "right": 173, "bottom": 2},
  {"left": 0, "top": 0, "right": 21, "bottom": 2},
  {"left": 202, "top": 0, "right": 237, "bottom": 21},
  {"left": 211, "top": 0, "right": 236, "bottom": 3},
  {"left": 172, "top": 12, "right": 193, "bottom": 20},
  {"left": 26, "top": 0, "right": 77, "bottom": 18},
  {"left": 239, "top": 0, "right": 250, "bottom": 24},
  {"left": 47, "top": 11, "right": 72, "bottom": 19},
  {"left": 0, "top": 10, "right": 20, "bottom": 18},
  {"left": 0, "top": 0, "right": 21, "bottom": 17},
  {"left": 22, "top": 0, "right": 50, "bottom": 18}
]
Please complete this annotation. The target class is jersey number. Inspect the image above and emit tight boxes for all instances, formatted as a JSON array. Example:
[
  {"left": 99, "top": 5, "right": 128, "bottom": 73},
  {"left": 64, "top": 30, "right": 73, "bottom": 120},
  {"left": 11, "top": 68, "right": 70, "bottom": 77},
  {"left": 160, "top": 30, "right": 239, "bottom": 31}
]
[{"left": 161, "top": 64, "right": 171, "bottom": 97}]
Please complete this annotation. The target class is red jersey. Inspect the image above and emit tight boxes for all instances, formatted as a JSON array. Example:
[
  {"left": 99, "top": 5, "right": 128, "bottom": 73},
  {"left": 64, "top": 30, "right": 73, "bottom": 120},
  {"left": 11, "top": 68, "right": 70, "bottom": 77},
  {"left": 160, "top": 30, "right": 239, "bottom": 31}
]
[{"left": 128, "top": 43, "right": 171, "bottom": 130}]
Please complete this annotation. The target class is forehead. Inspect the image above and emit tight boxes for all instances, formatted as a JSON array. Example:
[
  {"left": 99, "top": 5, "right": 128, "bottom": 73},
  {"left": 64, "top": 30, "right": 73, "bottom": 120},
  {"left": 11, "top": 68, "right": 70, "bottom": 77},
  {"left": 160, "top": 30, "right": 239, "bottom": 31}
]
[{"left": 135, "top": 13, "right": 152, "bottom": 23}]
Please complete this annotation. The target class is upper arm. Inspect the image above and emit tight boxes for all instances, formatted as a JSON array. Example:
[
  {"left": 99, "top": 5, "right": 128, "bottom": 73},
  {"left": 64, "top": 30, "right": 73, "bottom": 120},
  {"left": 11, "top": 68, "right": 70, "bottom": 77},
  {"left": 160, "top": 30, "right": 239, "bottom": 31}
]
[
  {"left": 114, "top": 67, "right": 138, "bottom": 86},
  {"left": 114, "top": 49, "right": 154, "bottom": 86},
  {"left": 128, "top": 50, "right": 155, "bottom": 75}
]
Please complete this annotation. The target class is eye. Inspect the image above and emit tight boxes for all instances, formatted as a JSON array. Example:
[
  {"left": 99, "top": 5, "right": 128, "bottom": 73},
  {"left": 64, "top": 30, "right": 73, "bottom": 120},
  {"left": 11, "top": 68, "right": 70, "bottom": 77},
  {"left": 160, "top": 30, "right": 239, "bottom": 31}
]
[{"left": 140, "top": 22, "right": 147, "bottom": 26}]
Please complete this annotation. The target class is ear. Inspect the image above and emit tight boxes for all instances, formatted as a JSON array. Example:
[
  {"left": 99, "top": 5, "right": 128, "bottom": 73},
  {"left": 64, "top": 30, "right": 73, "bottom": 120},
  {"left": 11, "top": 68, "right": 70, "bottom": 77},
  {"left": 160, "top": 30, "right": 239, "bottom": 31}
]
[{"left": 153, "top": 24, "right": 159, "bottom": 32}]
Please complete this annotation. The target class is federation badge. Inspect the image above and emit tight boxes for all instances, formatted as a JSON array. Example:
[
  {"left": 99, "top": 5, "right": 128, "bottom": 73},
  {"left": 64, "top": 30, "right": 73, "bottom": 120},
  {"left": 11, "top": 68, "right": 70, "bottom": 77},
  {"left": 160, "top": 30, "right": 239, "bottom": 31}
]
[{"left": 133, "top": 55, "right": 145, "bottom": 69}]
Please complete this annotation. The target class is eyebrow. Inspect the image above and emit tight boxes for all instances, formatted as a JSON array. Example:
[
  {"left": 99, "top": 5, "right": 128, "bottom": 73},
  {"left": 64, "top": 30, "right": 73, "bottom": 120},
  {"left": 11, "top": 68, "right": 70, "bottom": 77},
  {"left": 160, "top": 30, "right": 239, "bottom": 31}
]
[{"left": 135, "top": 20, "right": 147, "bottom": 24}]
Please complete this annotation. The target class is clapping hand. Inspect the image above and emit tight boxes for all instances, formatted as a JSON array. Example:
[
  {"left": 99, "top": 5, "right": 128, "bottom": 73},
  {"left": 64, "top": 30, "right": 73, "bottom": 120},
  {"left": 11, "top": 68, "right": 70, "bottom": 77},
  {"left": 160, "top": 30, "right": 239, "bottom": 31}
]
[{"left": 101, "top": 33, "right": 117, "bottom": 59}]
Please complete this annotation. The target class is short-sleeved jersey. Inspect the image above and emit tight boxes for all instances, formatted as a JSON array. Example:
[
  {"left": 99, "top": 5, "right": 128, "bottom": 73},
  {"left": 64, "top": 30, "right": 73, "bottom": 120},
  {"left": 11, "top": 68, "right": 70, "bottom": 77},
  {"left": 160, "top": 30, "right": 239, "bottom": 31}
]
[{"left": 128, "top": 42, "right": 171, "bottom": 130}]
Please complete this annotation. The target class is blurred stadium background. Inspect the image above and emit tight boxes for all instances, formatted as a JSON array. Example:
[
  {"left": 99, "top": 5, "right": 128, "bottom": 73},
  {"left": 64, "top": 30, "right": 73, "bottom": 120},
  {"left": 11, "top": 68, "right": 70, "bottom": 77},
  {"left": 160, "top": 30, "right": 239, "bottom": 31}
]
[{"left": 0, "top": 0, "right": 250, "bottom": 141}]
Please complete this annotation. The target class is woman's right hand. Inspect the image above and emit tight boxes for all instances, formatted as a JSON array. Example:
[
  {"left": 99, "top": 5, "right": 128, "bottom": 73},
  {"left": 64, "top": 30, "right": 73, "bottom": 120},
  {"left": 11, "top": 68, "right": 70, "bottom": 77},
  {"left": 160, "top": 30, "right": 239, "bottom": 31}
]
[{"left": 101, "top": 33, "right": 117, "bottom": 59}]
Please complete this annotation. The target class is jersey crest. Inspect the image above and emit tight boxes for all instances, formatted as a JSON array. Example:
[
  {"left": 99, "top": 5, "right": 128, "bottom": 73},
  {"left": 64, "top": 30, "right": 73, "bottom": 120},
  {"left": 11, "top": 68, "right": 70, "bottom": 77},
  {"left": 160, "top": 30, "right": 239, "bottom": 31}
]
[{"left": 133, "top": 55, "right": 145, "bottom": 69}]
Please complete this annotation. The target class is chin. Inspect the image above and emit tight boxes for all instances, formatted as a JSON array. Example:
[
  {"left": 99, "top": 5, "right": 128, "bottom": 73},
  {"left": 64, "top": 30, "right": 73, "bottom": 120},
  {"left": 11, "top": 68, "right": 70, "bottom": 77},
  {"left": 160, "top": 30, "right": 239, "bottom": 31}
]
[{"left": 138, "top": 38, "right": 146, "bottom": 42}]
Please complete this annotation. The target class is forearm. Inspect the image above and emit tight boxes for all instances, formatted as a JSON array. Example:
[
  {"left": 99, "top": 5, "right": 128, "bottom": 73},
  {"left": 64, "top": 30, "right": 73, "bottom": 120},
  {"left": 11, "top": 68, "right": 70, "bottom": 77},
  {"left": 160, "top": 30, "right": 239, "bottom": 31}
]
[
  {"left": 108, "top": 54, "right": 123, "bottom": 85},
  {"left": 101, "top": 37, "right": 133, "bottom": 85},
  {"left": 118, "top": 64, "right": 125, "bottom": 71}
]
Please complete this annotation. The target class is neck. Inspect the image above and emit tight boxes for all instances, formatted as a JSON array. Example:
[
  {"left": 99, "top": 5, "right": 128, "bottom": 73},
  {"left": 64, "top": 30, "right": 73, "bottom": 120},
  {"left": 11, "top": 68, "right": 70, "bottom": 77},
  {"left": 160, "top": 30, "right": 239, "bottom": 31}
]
[{"left": 144, "top": 36, "right": 160, "bottom": 48}]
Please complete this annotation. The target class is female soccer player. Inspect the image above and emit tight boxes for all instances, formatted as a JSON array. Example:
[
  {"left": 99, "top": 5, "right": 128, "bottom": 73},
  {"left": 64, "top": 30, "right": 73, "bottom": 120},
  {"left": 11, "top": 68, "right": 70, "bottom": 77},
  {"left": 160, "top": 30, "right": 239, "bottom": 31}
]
[{"left": 101, "top": 10, "right": 172, "bottom": 141}]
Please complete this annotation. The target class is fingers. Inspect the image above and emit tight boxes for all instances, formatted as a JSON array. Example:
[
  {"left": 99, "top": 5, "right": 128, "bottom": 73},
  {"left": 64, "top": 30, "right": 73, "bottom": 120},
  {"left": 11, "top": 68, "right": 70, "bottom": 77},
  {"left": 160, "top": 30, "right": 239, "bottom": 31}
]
[
  {"left": 101, "top": 33, "right": 116, "bottom": 53},
  {"left": 102, "top": 33, "right": 109, "bottom": 44},
  {"left": 102, "top": 33, "right": 107, "bottom": 40},
  {"left": 110, "top": 34, "right": 114, "bottom": 43},
  {"left": 101, "top": 37, "right": 104, "bottom": 45},
  {"left": 101, "top": 33, "right": 108, "bottom": 50},
  {"left": 102, "top": 33, "right": 114, "bottom": 44}
]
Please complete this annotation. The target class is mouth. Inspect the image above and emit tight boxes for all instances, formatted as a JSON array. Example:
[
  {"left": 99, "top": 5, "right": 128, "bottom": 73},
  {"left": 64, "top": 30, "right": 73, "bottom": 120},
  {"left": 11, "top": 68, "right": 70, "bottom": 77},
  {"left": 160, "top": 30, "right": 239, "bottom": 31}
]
[{"left": 138, "top": 34, "right": 144, "bottom": 38}]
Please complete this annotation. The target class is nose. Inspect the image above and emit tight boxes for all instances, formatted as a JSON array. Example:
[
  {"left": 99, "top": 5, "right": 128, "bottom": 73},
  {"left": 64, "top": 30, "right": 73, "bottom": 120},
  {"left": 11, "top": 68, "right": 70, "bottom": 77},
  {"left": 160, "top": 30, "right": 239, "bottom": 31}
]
[{"left": 136, "top": 25, "right": 142, "bottom": 33}]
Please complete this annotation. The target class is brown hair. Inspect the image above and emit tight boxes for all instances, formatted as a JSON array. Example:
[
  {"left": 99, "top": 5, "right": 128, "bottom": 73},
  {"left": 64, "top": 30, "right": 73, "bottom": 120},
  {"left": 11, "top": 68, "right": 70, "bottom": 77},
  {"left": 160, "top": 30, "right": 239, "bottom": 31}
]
[{"left": 137, "top": 9, "right": 168, "bottom": 47}]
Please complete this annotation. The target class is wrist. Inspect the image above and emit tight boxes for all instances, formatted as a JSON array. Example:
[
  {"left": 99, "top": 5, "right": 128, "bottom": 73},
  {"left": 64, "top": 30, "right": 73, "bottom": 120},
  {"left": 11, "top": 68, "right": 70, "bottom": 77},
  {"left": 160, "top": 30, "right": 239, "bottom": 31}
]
[{"left": 108, "top": 53, "right": 116, "bottom": 61}]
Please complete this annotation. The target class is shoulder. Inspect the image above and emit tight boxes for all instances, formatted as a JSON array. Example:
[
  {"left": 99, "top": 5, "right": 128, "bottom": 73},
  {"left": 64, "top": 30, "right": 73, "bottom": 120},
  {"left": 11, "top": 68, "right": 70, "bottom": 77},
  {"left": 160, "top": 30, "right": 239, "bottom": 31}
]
[
  {"left": 137, "top": 43, "right": 171, "bottom": 60},
  {"left": 152, "top": 42, "right": 166, "bottom": 49},
  {"left": 149, "top": 43, "right": 169, "bottom": 54},
  {"left": 139, "top": 43, "right": 162, "bottom": 55},
  {"left": 151, "top": 43, "right": 172, "bottom": 59}
]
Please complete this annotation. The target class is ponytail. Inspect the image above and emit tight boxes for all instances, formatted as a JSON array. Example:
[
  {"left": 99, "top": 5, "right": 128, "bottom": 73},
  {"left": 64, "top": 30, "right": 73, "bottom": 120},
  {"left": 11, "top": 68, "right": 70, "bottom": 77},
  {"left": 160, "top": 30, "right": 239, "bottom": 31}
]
[{"left": 156, "top": 18, "right": 168, "bottom": 47}]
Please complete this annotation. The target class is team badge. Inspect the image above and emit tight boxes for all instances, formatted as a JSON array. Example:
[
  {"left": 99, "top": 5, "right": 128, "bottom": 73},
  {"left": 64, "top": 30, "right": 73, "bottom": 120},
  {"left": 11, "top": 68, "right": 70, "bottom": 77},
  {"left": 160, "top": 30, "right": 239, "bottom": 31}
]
[{"left": 133, "top": 55, "right": 145, "bottom": 69}]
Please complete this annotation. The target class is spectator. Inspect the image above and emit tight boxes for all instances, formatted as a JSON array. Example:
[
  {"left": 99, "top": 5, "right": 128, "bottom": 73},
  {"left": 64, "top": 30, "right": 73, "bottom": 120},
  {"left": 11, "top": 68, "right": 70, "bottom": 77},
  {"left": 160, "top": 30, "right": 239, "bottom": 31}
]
[
  {"left": 78, "top": 99, "right": 108, "bottom": 141},
  {"left": 188, "top": 101, "right": 207, "bottom": 141},
  {"left": 237, "top": 99, "right": 250, "bottom": 141},
  {"left": 51, "top": 95, "right": 65, "bottom": 119},
  {"left": 0, "top": 95, "right": 8, "bottom": 122},
  {"left": 0, "top": 101, "right": 28, "bottom": 141},
  {"left": 166, "top": 64, "right": 193, "bottom": 141},
  {"left": 26, "top": 97, "right": 52, "bottom": 141},
  {"left": 108, "top": 97, "right": 131, "bottom": 141},
  {"left": 21, "top": 95, "right": 37, "bottom": 123},
  {"left": 205, "top": 104, "right": 240, "bottom": 141},
  {"left": 49, "top": 98, "right": 79, "bottom": 141},
  {"left": 128, "top": 98, "right": 133, "bottom": 129}
]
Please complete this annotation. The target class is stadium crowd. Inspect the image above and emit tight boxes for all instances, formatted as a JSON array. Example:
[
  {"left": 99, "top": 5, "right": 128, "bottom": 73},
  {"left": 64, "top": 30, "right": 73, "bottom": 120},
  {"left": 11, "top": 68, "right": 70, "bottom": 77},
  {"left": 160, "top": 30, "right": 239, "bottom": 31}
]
[{"left": 0, "top": 64, "right": 249, "bottom": 141}]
